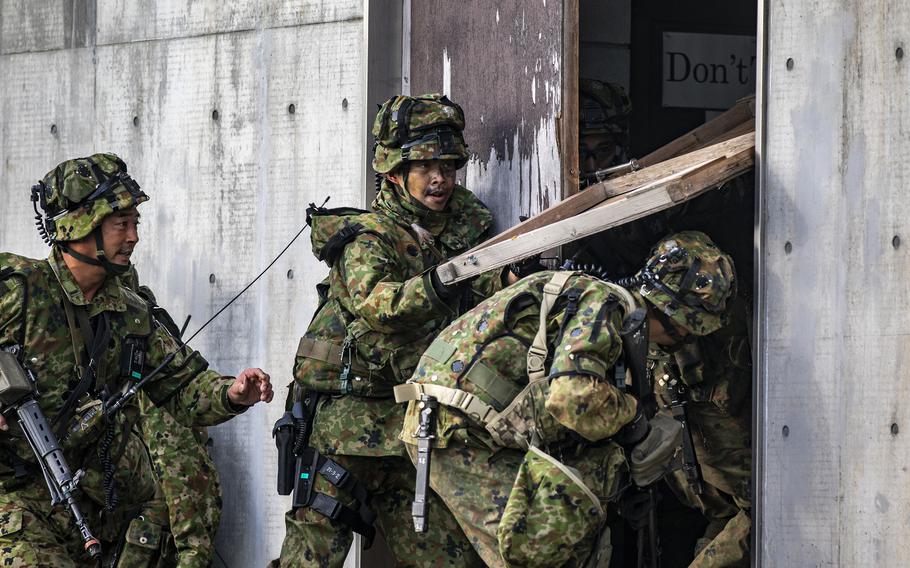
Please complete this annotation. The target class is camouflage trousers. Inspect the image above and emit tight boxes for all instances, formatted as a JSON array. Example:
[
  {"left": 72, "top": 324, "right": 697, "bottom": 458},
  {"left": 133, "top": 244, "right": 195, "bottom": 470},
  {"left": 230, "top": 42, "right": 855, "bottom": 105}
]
[
  {"left": 138, "top": 393, "right": 222, "bottom": 568},
  {"left": 404, "top": 434, "right": 625, "bottom": 568},
  {"left": 661, "top": 399, "right": 751, "bottom": 567},
  {"left": 277, "top": 453, "right": 483, "bottom": 568},
  {"left": 0, "top": 430, "right": 165, "bottom": 567}
]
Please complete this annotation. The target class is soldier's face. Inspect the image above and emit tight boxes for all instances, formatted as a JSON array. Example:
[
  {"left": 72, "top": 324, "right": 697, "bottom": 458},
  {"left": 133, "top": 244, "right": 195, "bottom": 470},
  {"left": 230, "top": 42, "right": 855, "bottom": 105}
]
[
  {"left": 647, "top": 307, "right": 690, "bottom": 346},
  {"left": 395, "top": 160, "right": 457, "bottom": 211},
  {"left": 580, "top": 134, "right": 620, "bottom": 175},
  {"left": 99, "top": 208, "right": 141, "bottom": 265}
]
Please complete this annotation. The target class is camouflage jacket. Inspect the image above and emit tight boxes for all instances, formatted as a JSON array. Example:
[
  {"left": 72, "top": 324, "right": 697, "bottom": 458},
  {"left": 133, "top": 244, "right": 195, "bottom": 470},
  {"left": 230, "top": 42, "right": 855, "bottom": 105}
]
[
  {"left": 400, "top": 271, "right": 639, "bottom": 450},
  {"left": 0, "top": 248, "right": 244, "bottom": 491},
  {"left": 296, "top": 181, "right": 504, "bottom": 456}
]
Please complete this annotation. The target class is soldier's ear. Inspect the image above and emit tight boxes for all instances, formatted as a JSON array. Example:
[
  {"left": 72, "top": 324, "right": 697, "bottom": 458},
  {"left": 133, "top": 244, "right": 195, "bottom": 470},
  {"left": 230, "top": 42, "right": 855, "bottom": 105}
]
[{"left": 385, "top": 169, "right": 405, "bottom": 188}]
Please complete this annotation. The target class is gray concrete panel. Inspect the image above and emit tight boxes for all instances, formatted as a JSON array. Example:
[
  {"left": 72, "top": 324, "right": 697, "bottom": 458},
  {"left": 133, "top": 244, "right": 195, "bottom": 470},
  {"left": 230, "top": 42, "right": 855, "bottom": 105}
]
[
  {"left": 97, "top": 0, "right": 363, "bottom": 45},
  {"left": 0, "top": 47, "right": 96, "bottom": 253},
  {"left": 761, "top": 1, "right": 910, "bottom": 565}
]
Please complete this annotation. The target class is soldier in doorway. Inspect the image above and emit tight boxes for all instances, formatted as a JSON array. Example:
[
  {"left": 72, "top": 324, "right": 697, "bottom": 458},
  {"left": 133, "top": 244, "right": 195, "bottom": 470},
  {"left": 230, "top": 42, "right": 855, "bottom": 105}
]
[
  {"left": 276, "top": 94, "right": 521, "bottom": 567},
  {"left": 395, "top": 231, "right": 737, "bottom": 567}
]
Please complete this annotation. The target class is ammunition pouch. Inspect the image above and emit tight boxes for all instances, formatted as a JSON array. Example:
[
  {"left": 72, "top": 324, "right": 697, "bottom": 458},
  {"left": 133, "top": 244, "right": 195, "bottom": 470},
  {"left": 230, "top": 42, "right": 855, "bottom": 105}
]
[
  {"left": 114, "top": 516, "right": 175, "bottom": 568},
  {"left": 294, "top": 335, "right": 395, "bottom": 397}
]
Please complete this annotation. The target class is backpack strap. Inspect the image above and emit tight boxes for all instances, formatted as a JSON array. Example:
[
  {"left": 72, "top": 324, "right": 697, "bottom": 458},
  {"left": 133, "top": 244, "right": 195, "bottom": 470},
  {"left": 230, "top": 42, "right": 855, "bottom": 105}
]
[{"left": 527, "top": 271, "right": 577, "bottom": 381}]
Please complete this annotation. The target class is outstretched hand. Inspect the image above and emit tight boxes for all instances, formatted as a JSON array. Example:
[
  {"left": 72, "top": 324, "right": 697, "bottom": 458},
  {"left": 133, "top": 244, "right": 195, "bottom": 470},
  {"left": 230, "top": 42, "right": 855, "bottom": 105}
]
[{"left": 227, "top": 368, "right": 274, "bottom": 407}]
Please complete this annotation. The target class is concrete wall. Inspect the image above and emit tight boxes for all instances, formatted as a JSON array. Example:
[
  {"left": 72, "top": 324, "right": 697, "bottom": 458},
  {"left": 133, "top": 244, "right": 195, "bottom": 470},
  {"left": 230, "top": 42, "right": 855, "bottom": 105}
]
[
  {"left": 759, "top": 1, "right": 910, "bottom": 565},
  {"left": 0, "top": 1, "right": 365, "bottom": 565}
]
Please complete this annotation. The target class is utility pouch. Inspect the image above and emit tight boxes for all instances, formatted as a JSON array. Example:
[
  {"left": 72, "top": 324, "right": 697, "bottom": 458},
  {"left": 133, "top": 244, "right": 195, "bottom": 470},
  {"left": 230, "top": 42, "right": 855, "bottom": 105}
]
[
  {"left": 115, "top": 516, "right": 165, "bottom": 568},
  {"left": 119, "top": 336, "right": 147, "bottom": 382},
  {"left": 0, "top": 351, "right": 34, "bottom": 406},
  {"left": 498, "top": 446, "right": 605, "bottom": 567}
]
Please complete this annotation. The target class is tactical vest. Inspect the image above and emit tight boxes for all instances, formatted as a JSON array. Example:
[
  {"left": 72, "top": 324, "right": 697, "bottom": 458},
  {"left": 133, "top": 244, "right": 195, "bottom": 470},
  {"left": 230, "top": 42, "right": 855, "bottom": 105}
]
[
  {"left": 0, "top": 254, "right": 153, "bottom": 476},
  {"left": 395, "top": 271, "right": 637, "bottom": 450},
  {"left": 294, "top": 197, "right": 488, "bottom": 397}
]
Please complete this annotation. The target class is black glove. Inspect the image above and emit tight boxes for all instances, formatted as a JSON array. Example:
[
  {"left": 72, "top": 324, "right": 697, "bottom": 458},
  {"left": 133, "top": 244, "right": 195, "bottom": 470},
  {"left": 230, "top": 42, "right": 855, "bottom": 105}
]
[
  {"left": 509, "top": 254, "right": 546, "bottom": 280},
  {"left": 428, "top": 268, "right": 468, "bottom": 302},
  {"left": 614, "top": 404, "right": 650, "bottom": 447}
]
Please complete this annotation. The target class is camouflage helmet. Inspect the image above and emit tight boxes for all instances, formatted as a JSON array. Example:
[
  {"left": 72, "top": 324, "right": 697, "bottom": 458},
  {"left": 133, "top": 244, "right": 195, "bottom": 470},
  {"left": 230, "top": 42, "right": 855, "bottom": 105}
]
[
  {"left": 579, "top": 78, "right": 631, "bottom": 137},
  {"left": 32, "top": 153, "right": 147, "bottom": 243},
  {"left": 636, "top": 231, "right": 736, "bottom": 336},
  {"left": 371, "top": 93, "right": 469, "bottom": 174}
]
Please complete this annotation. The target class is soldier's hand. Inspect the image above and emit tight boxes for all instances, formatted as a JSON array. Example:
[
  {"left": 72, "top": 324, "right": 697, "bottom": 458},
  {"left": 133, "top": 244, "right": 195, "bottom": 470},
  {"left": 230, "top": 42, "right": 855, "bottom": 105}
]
[
  {"left": 0, "top": 413, "right": 6, "bottom": 431},
  {"left": 227, "top": 368, "right": 274, "bottom": 406}
]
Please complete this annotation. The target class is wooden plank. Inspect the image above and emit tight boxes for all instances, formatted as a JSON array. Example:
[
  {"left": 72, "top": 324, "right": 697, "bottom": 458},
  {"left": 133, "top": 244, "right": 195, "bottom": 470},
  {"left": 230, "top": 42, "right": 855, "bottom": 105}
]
[
  {"left": 437, "top": 140, "right": 754, "bottom": 284},
  {"left": 471, "top": 131, "right": 755, "bottom": 250},
  {"left": 636, "top": 95, "right": 756, "bottom": 167}
]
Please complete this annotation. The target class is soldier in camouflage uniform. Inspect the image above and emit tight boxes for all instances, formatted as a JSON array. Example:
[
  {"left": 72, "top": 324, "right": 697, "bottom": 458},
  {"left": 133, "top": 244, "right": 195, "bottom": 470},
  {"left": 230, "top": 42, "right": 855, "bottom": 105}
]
[
  {"left": 276, "top": 94, "right": 512, "bottom": 567},
  {"left": 579, "top": 78, "right": 632, "bottom": 178},
  {"left": 395, "top": 231, "right": 737, "bottom": 568},
  {"left": 121, "top": 269, "right": 224, "bottom": 568},
  {"left": 0, "top": 153, "right": 273, "bottom": 566},
  {"left": 641, "top": 234, "right": 752, "bottom": 567}
]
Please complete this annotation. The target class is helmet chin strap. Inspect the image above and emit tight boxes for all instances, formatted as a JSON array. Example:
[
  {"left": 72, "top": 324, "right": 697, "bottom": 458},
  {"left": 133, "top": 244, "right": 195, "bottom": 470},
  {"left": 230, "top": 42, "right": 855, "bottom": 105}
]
[{"left": 61, "top": 229, "right": 130, "bottom": 277}]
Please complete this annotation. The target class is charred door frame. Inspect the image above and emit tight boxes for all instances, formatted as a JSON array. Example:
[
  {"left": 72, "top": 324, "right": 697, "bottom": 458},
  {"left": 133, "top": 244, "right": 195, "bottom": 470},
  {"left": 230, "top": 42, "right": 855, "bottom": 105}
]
[{"left": 562, "top": 0, "right": 580, "bottom": 199}]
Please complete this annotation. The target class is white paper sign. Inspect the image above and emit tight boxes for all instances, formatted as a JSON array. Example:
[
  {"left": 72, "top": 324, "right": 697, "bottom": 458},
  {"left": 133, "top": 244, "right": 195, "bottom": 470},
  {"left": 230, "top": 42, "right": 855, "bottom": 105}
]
[{"left": 662, "top": 32, "right": 756, "bottom": 110}]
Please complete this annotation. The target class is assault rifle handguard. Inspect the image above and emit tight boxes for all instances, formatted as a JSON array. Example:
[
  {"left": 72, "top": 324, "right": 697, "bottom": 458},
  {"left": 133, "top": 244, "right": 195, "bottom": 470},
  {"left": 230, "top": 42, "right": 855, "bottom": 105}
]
[
  {"left": 666, "top": 382, "right": 704, "bottom": 495},
  {"left": 0, "top": 349, "right": 101, "bottom": 559}
]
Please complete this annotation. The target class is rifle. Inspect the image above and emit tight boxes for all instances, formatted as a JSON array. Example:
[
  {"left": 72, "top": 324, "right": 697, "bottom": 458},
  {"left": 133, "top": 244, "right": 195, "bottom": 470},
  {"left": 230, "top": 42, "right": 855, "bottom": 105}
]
[
  {"left": 617, "top": 307, "right": 661, "bottom": 568},
  {"left": 580, "top": 159, "right": 640, "bottom": 187},
  {"left": 665, "top": 378, "right": 704, "bottom": 496},
  {"left": 0, "top": 349, "right": 101, "bottom": 559}
]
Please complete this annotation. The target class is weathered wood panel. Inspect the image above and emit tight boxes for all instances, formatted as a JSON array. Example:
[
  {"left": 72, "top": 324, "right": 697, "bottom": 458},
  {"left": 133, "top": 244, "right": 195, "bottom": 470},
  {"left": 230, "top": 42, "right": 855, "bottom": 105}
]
[
  {"left": 409, "top": 0, "right": 566, "bottom": 233},
  {"left": 761, "top": 1, "right": 910, "bottom": 565}
]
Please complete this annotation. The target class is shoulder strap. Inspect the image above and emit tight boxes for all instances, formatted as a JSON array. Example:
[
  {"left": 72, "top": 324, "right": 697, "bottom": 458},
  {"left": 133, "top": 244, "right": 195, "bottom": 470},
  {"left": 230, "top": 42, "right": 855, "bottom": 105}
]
[
  {"left": 394, "top": 382, "right": 498, "bottom": 425},
  {"left": 527, "top": 272, "right": 577, "bottom": 381}
]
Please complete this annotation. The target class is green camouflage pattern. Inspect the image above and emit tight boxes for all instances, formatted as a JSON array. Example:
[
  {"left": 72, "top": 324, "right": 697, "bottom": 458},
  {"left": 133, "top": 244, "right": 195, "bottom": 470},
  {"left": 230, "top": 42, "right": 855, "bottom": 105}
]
[
  {"left": 0, "top": 249, "right": 244, "bottom": 564},
  {"left": 399, "top": 272, "right": 641, "bottom": 566},
  {"left": 297, "top": 180, "right": 504, "bottom": 456},
  {"left": 37, "top": 153, "right": 148, "bottom": 242},
  {"left": 0, "top": 427, "right": 168, "bottom": 567},
  {"left": 637, "top": 231, "right": 736, "bottom": 336},
  {"left": 122, "top": 267, "right": 223, "bottom": 568},
  {"left": 372, "top": 93, "right": 469, "bottom": 173},
  {"left": 138, "top": 393, "right": 222, "bottom": 568},
  {"left": 404, "top": 436, "right": 625, "bottom": 568},
  {"left": 282, "top": 175, "right": 502, "bottom": 566},
  {"left": 651, "top": 296, "right": 752, "bottom": 567},
  {"left": 401, "top": 271, "right": 639, "bottom": 450},
  {"left": 579, "top": 79, "right": 631, "bottom": 137},
  {"left": 276, "top": 453, "right": 483, "bottom": 568}
]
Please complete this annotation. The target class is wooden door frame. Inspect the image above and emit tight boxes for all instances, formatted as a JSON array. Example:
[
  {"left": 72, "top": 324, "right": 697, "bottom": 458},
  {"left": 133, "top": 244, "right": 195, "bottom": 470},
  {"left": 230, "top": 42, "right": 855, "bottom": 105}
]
[{"left": 561, "top": 0, "right": 580, "bottom": 198}]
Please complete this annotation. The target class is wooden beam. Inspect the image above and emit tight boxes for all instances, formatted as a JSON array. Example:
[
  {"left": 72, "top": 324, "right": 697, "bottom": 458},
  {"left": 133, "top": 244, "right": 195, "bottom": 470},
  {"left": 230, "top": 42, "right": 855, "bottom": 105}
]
[
  {"left": 472, "top": 131, "right": 755, "bottom": 251},
  {"left": 636, "top": 95, "right": 756, "bottom": 167},
  {"left": 437, "top": 136, "right": 754, "bottom": 284}
]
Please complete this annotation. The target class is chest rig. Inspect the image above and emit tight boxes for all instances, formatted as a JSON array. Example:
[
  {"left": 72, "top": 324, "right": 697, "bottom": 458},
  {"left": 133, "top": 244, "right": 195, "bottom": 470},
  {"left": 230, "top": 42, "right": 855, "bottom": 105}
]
[{"left": 0, "top": 259, "right": 152, "bottom": 511}]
